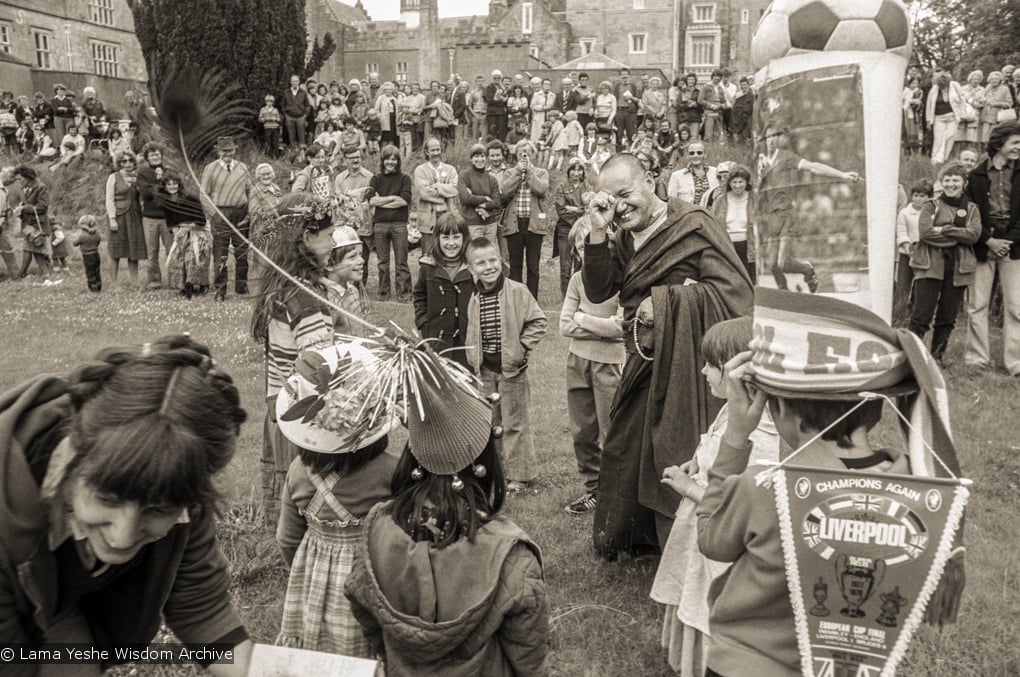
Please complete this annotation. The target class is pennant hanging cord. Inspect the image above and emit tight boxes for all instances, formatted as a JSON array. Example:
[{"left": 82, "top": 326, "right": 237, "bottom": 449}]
[{"left": 755, "top": 392, "right": 961, "bottom": 488}]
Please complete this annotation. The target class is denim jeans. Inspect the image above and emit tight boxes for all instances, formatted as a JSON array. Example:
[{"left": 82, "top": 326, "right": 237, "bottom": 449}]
[
  {"left": 210, "top": 207, "right": 249, "bottom": 295},
  {"left": 965, "top": 257, "right": 1020, "bottom": 374},
  {"left": 142, "top": 216, "right": 171, "bottom": 287},
  {"left": 479, "top": 366, "right": 536, "bottom": 483},
  {"left": 373, "top": 221, "right": 410, "bottom": 296}
]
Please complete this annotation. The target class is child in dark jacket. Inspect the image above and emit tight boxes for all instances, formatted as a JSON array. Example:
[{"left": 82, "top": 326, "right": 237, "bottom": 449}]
[
  {"left": 413, "top": 212, "right": 474, "bottom": 369},
  {"left": 345, "top": 348, "right": 548, "bottom": 676}
]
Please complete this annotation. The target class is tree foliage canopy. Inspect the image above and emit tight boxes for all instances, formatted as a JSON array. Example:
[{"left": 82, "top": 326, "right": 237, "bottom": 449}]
[
  {"left": 908, "top": 0, "right": 1020, "bottom": 76},
  {"left": 129, "top": 0, "right": 336, "bottom": 114}
]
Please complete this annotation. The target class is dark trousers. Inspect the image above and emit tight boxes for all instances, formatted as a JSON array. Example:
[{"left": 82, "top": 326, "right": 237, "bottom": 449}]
[
  {"left": 893, "top": 251, "right": 914, "bottom": 325},
  {"left": 506, "top": 221, "right": 543, "bottom": 299},
  {"left": 359, "top": 234, "right": 372, "bottom": 286},
  {"left": 732, "top": 239, "right": 756, "bottom": 284},
  {"left": 908, "top": 257, "right": 967, "bottom": 360},
  {"left": 556, "top": 221, "right": 575, "bottom": 295},
  {"left": 374, "top": 221, "right": 411, "bottom": 296},
  {"left": 577, "top": 113, "right": 593, "bottom": 130},
  {"left": 486, "top": 114, "right": 506, "bottom": 142},
  {"left": 83, "top": 251, "right": 102, "bottom": 292},
  {"left": 211, "top": 207, "right": 249, "bottom": 295},
  {"left": 19, "top": 251, "right": 51, "bottom": 277},
  {"left": 616, "top": 111, "right": 637, "bottom": 148},
  {"left": 262, "top": 127, "right": 280, "bottom": 156}
]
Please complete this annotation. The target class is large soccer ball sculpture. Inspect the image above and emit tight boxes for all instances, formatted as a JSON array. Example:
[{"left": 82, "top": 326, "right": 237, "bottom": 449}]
[{"left": 751, "top": 0, "right": 911, "bottom": 70}]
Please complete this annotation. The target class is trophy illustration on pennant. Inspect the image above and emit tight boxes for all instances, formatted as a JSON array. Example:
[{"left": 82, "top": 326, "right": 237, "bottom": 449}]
[
  {"left": 876, "top": 587, "right": 909, "bottom": 627},
  {"left": 810, "top": 577, "right": 831, "bottom": 617},
  {"left": 835, "top": 554, "right": 886, "bottom": 618}
]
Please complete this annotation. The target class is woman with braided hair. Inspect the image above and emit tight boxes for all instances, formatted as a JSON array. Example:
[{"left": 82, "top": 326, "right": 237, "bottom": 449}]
[{"left": 0, "top": 334, "right": 253, "bottom": 676}]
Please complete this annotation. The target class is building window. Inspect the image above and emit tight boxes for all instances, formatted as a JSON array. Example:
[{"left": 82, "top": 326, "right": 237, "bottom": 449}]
[
  {"left": 690, "top": 35, "right": 717, "bottom": 67},
  {"left": 633, "top": 0, "right": 645, "bottom": 7},
  {"left": 0, "top": 22, "right": 10, "bottom": 55},
  {"left": 90, "top": 40, "right": 119, "bottom": 77},
  {"left": 395, "top": 61, "right": 408, "bottom": 83},
  {"left": 366, "top": 63, "right": 378, "bottom": 76},
  {"left": 32, "top": 29, "right": 53, "bottom": 69},
  {"left": 521, "top": 2, "right": 533, "bottom": 35},
  {"left": 580, "top": 38, "right": 596, "bottom": 55},
  {"left": 88, "top": 0, "right": 115, "bottom": 26},
  {"left": 629, "top": 33, "right": 647, "bottom": 54},
  {"left": 741, "top": 9, "right": 750, "bottom": 24},
  {"left": 529, "top": 43, "right": 540, "bottom": 59},
  {"left": 692, "top": 3, "right": 716, "bottom": 23}
]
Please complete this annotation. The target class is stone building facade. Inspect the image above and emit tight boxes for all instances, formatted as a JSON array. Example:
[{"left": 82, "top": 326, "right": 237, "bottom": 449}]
[
  {"left": 563, "top": 0, "right": 676, "bottom": 74},
  {"left": 0, "top": 0, "right": 146, "bottom": 106}
]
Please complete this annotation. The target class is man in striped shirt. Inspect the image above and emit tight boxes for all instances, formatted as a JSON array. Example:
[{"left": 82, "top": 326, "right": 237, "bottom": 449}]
[{"left": 200, "top": 135, "right": 252, "bottom": 300}]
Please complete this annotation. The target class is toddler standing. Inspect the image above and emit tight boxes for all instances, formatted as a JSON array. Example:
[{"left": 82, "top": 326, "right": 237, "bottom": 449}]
[
  {"left": 563, "top": 110, "right": 584, "bottom": 160},
  {"left": 50, "top": 222, "right": 69, "bottom": 271},
  {"left": 465, "top": 237, "right": 548, "bottom": 493},
  {"left": 547, "top": 110, "right": 566, "bottom": 170},
  {"left": 560, "top": 218, "right": 624, "bottom": 515},
  {"left": 275, "top": 342, "right": 398, "bottom": 656},
  {"left": 72, "top": 214, "right": 102, "bottom": 292}
]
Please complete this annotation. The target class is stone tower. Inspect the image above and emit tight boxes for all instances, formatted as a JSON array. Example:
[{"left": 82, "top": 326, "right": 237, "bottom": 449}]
[
  {"left": 418, "top": 0, "right": 441, "bottom": 84},
  {"left": 400, "top": 0, "right": 421, "bottom": 29}
]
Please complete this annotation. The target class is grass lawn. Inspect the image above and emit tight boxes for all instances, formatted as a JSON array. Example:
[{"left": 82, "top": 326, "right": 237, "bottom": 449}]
[
  {"left": 1, "top": 142, "right": 1017, "bottom": 675},
  {"left": 3, "top": 242, "right": 1019, "bottom": 676}
]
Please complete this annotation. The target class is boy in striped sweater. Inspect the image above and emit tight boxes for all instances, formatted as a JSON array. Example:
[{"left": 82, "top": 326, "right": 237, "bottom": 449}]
[{"left": 465, "top": 237, "right": 547, "bottom": 493}]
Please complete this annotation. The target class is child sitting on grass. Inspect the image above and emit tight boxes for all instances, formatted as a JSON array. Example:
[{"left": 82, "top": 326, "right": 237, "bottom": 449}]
[
  {"left": 275, "top": 342, "right": 398, "bottom": 656},
  {"left": 72, "top": 214, "right": 102, "bottom": 292},
  {"left": 465, "top": 237, "right": 548, "bottom": 494},
  {"left": 697, "top": 288, "right": 964, "bottom": 677},
  {"left": 650, "top": 317, "right": 781, "bottom": 676}
]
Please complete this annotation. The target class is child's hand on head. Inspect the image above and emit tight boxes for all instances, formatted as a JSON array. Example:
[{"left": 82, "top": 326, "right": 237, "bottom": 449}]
[{"left": 721, "top": 350, "right": 767, "bottom": 448}]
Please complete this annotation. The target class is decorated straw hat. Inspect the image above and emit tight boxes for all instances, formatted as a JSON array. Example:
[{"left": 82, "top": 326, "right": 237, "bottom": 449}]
[
  {"left": 749, "top": 288, "right": 918, "bottom": 400},
  {"left": 405, "top": 362, "right": 494, "bottom": 475},
  {"left": 276, "top": 341, "right": 398, "bottom": 453}
]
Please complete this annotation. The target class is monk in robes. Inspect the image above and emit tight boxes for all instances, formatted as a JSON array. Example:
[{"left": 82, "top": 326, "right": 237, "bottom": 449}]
[{"left": 582, "top": 153, "right": 753, "bottom": 558}]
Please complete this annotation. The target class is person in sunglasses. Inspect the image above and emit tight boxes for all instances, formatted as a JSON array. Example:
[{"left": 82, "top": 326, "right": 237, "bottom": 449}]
[{"left": 667, "top": 141, "right": 719, "bottom": 206}]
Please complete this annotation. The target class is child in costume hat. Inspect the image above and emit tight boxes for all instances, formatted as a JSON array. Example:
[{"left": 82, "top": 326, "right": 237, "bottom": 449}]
[
  {"left": 275, "top": 341, "right": 399, "bottom": 656},
  {"left": 650, "top": 317, "right": 781, "bottom": 676},
  {"left": 344, "top": 344, "right": 550, "bottom": 675},
  {"left": 697, "top": 289, "right": 965, "bottom": 677},
  {"left": 323, "top": 222, "right": 372, "bottom": 338},
  {"left": 251, "top": 193, "right": 339, "bottom": 525}
]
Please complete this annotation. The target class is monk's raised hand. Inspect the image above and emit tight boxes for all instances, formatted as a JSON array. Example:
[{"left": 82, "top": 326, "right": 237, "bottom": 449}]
[{"left": 587, "top": 190, "right": 615, "bottom": 243}]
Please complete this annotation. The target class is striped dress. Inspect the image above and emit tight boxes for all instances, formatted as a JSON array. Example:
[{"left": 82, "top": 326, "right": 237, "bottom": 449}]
[{"left": 262, "top": 288, "right": 334, "bottom": 526}]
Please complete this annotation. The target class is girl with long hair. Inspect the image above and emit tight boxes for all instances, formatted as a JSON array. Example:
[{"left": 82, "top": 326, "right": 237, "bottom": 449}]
[{"left": 251, "top": 193, "right": 338, "bottom": 525}]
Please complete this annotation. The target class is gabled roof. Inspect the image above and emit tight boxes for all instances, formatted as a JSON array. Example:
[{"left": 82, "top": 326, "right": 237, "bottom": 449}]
[
  {"left": 555, "top": 51, "right": 629, "bottom": 71},
  {"left": 326, "top": 0, "right": 370, "bottom": 26}
]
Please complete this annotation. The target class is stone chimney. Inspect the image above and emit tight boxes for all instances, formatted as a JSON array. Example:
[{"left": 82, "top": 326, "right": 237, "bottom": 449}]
[
  {"left": 488, "top": 0, "right": 508, "bottom": 27},
  {"left": 418, "top": 0, "right": 441, "bottom": 84}
]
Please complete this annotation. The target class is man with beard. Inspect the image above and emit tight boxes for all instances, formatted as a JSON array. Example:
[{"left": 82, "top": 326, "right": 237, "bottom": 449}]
[{"left": 582, "top": 153, "right": 752, "bottom": 558}]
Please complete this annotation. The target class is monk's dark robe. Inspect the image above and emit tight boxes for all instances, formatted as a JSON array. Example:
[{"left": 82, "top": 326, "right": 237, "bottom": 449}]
[{"left": 583, "top": 199, "right": 753, "bottom": 558}]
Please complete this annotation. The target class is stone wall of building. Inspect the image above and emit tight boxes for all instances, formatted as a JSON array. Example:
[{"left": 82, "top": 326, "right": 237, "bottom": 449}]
[
  {"left": 492, "top": 1, "right": 571, "bottom": 70},
  {"left": 0, "top": 0, "right": 147, "bottom": 100},
  {"left": 564, "top": 0, "right": 675, "bottom": 73}
]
